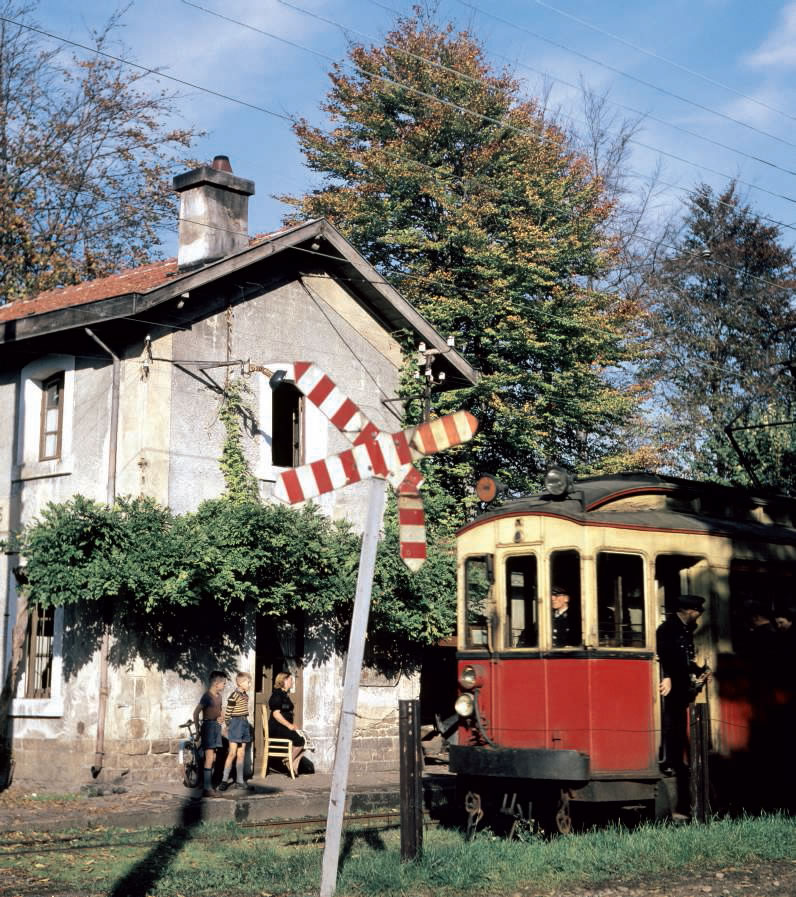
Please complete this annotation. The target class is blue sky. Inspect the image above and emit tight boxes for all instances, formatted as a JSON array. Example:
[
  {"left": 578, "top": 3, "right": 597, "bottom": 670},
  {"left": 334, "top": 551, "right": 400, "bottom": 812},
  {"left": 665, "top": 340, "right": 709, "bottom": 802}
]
[{"left": 28, "top": 0, "right": 796, "bottom": 254}]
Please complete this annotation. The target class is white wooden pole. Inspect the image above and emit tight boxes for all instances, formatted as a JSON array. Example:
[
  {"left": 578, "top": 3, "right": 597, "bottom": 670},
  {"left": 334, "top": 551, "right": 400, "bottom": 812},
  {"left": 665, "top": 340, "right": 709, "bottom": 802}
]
[{"left": 319, "top": 476, "right": 387, "bottom": 897}]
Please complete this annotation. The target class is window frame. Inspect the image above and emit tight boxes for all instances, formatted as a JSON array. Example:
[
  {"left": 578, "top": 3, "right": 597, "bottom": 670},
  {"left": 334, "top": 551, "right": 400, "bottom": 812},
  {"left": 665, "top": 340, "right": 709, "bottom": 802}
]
[
  {"left": 271, "top": 381, "right": 304, "bottom": 468},
  {"left": 595, "top": 550, "right": 647, "bottom": 649},
  {"left": 503, "top": 551, "right": 539, "bottom": 649},
  {"left": 38, "top": 372, "right": 64, "bottom": 461},
  {"left": 10, "top": 599, "right": 64, "bottom": 719},
  {"left": 24, "top": 603, "right": 56, "bottom": 698},
  {"left": 548, "top": 547, "right": 583, "bottom": 649},
  {"left": 462, "top": 554, "right": 492, "bottom": 649},
  {"left": 16, "top": 355, "right": 75, "bottom": 480}
]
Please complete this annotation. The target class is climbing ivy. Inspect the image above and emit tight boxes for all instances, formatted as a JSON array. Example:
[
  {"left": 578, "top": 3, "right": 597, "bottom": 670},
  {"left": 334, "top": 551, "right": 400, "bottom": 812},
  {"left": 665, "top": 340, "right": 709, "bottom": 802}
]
[{"left": 218, "top": 377, "right": 259, "bottom": 502}]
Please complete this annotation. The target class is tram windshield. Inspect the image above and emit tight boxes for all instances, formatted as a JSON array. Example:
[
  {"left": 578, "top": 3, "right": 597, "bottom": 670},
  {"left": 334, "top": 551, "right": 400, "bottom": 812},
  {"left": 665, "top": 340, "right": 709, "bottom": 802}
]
[
  {"left": 596, "top": 553, "right": 645, "bottom": 647},
  {"left": 464, "top": 555, "right": 491, "bottom": 648},
  {"left": 505, "top": 555, "right": 538, "bottom": 648},
  {"left": 550, "top": 549, "right": 582, "bottom": 647}
]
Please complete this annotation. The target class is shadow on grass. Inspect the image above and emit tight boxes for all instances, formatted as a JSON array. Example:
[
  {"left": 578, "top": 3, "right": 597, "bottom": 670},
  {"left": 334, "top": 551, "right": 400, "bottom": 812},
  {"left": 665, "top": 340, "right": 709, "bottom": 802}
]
[
  {"left": 107, "top": 796, "right": 205, "bottom": 897},
  {"left": 338, "top": 826, "right": 387, "bottom": 872}
]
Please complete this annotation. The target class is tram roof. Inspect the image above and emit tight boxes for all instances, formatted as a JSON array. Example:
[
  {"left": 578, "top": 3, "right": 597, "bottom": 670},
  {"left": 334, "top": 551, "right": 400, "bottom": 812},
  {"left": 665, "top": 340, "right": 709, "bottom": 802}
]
[{"left": 465, "top": 471, "right": 796, "bottom": 542}]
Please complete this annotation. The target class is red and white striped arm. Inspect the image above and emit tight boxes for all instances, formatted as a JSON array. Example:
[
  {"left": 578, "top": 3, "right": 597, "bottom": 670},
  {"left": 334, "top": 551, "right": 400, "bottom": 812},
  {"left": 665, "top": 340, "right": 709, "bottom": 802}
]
[
  {"left": 274, "top": 412, "right": 477, "bottom": 504},
  {"left": 292, "top": 361, "right": 380, "bottom": 446},
  {"left": 263, "top": 360, "right": 478, "bottom": 571},
  {"left": 397, "top": 467, "right": 426, "bottom": 571}
]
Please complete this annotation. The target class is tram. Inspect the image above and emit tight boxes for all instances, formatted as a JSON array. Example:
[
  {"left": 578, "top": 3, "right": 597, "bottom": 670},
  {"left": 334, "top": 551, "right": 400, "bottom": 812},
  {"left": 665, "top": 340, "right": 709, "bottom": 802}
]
[{"left": 450, "top": 469, "right": 796, "bottom": 833}]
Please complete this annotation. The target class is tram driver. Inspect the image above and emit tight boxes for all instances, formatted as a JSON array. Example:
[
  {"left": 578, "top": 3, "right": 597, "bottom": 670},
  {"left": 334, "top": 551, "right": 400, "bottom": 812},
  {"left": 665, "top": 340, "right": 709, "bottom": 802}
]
[{"left": 551, "top": 586, "right": 578, "bottom": 647}]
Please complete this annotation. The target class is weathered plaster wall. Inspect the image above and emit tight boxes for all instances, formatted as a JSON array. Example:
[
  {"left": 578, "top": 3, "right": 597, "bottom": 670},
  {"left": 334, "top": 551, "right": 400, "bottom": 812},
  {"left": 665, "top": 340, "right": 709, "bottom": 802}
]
[
  {"left": 116, "top": 333, "right": 173, "bottom": 504},
  {"left": 3, "top": 269, "right": 420, "bottom": 787}
]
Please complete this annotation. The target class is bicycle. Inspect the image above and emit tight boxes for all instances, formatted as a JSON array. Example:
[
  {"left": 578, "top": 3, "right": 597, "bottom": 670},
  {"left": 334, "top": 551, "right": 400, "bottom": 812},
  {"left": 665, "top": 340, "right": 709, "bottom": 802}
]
[{"left": 178, "top": 719, "right": 202, "bottom": 788}]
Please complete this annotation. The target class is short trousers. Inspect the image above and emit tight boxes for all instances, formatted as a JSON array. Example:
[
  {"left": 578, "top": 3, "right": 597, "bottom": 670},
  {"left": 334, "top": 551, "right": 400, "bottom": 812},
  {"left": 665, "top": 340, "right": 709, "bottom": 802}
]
[
  {"left": 226, "top": 717, "right": 252, "bottom": 743},
  {"left": 201, "top": 719, "right": 223, "bottom": 750}
]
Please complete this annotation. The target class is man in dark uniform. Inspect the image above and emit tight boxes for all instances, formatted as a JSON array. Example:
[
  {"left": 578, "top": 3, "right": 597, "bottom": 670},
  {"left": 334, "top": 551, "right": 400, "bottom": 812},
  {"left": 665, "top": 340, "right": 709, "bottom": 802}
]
[
  {"left": 656, "top": 594, "right": 709, "bottom": 811},
  {"left": 551, "top": 586, "right": 576, "bottom": 647}
]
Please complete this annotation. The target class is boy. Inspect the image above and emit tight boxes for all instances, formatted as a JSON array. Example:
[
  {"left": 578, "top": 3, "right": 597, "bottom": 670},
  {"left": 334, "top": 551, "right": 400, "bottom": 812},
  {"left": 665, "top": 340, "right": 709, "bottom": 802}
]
[
  {"left": 193, "top": 669, "right": 227, "bottom": 798},
  {"left": 219, "top": 671, "right": 252, "bottom": 791}
]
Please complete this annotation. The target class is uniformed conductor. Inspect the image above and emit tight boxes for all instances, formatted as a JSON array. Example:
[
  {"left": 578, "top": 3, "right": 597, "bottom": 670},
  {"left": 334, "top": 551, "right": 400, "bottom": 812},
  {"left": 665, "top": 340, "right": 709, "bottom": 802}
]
[{"left": 656, "top": 594, "right": 709, "bottom": 810}]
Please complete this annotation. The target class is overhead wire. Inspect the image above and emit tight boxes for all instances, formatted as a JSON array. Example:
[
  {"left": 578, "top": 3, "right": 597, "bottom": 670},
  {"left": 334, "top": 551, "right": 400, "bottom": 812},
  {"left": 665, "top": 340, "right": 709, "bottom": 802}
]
[
  {"left": 281, "top": 0, "right": 796, "bottom": 180},
  {"left": 530, "top": 0, "right": 796, "bottom": 126},
  {"left": 10, "top": 4, "right": 796, "bottom": 249},
  {"left": 6, "top": 4, "right": 794, "bottom": 387},
  {"left": 183, "top": 0, "right": 796, "bottom": 213},
  {"left": 0, "top": 13, "right": 295, "bottom": 123},
  {"left": 455, "top": 0, "right": 796, "bottom": 152}
]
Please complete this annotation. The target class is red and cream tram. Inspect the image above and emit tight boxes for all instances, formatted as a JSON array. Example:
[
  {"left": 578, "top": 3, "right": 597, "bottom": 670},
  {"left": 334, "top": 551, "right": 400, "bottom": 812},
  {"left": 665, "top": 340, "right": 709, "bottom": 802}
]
[{"left": 450, "top": 470, "right": 796, "bottom": 832}]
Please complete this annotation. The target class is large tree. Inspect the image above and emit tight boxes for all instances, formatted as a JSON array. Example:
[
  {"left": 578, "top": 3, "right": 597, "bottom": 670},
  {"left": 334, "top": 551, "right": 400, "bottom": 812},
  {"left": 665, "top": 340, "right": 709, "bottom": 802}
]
[
  {"left": 644, "top": 181, "right": 796, "bottom": 491},
  {"left": 0, "top": 2, "right": 200, "bottom": 303},
  {"left": 280, "top": 11, "right": 644, "bottom": 497}
]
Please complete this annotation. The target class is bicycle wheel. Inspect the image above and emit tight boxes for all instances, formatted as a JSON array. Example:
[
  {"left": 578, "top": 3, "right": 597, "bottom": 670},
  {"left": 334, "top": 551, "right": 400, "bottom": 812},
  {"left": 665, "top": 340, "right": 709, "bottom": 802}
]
[{"left": 183, "top": 745, "right": 201, "bottom": 788}]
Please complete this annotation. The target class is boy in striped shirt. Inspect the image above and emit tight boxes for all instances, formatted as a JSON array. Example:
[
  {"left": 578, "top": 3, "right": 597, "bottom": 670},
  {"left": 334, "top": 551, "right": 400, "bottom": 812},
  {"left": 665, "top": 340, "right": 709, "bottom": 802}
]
[{"left": 219, "top": 671, "right": 252, "bottom": 791}]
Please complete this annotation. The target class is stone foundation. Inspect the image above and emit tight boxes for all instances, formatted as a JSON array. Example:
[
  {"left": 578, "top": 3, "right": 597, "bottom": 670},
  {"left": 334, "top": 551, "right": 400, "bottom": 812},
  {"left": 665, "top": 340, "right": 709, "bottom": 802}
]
[
  {"left": 9, "top": 736, "right": 185, "bottom": 790},
  {"left": 9, "top": 731, "right": 400, "bottom": 791}
]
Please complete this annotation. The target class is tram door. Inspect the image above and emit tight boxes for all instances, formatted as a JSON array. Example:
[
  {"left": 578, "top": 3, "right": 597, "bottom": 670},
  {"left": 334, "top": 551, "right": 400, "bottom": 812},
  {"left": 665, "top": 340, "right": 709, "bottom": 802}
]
[
  {"left": 545, "top": 550, "right": 590, "bottom": 755},
  {"left": 254, "top": 616, "right": 304, "bottom": 768}
]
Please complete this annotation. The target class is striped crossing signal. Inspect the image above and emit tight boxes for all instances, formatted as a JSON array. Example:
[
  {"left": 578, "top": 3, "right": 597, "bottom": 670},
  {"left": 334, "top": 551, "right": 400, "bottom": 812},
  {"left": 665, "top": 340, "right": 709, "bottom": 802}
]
[{"left": 250, "top": 362, "right": 478, "bottom": 570}]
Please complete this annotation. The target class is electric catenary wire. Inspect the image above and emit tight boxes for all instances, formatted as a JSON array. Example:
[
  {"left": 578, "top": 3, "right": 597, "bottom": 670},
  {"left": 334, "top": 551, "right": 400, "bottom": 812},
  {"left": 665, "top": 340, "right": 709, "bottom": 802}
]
[
  {"left": 456, "top": 0, "right": 796, "bottom": 152},
  {"left": 184, "top": 0, "right": 796, "bottom": 213},
  {"left": 530, "top": 0, "right": 796, "bottom": 126},
  {"left": 281, "top": 0, "right": 796, "bottom": 180}
]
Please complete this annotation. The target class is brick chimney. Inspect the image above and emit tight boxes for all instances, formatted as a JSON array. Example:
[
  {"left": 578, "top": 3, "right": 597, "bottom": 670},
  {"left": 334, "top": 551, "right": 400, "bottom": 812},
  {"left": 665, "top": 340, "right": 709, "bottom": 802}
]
[{"left": 173, "top": 155, "right": 255, "bottom": 271}]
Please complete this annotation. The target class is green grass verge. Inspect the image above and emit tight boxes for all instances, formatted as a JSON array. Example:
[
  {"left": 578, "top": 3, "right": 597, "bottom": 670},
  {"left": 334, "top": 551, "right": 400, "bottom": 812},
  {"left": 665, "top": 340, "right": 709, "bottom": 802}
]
[{"left": 1, "top": 814, "right": 793, "bottom": 897}]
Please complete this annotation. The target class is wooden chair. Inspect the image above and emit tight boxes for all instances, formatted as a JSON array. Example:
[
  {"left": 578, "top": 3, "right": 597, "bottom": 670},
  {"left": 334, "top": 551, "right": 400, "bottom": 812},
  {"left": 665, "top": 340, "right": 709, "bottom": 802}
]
[{"left": 260, "top": 713, "right": 295, "bottom": 778}]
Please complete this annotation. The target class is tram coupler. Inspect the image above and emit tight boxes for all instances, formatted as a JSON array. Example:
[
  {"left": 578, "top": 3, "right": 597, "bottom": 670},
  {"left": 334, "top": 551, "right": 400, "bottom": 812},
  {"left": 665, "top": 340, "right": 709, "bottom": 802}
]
[{"left": 464, "top": 790, "right": 484, "bottom": 841}]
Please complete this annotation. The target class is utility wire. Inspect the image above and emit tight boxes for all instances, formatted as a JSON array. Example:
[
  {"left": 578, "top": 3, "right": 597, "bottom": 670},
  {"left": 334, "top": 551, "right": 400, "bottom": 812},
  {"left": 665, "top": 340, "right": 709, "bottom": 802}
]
[
  {"left": 7, "top": 5, "right": 794, "bottom": 356},
  {"left": 456, "top": 0, "right": 796, "bottom": 152},
  {"left": 282, "top": 0, "right": 796, "bottom": 180},
  {"left": 13, "top": 5, "right": 796, "bottom": 249},
  {"left": 0, "top": 14, "right": 295, "bottom": 123},
  {"left": 186, "top": 0, "right": 796, "bottom": 211},
  {"left": 530, "top": 0, "right": 796, "bottom": 126}
]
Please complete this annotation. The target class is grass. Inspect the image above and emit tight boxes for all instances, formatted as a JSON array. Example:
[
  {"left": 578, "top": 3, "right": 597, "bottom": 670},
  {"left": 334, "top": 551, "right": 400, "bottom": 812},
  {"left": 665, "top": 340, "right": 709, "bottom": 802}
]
[{"left": 1, "top": 813, "right": 793, "bottom": 896}]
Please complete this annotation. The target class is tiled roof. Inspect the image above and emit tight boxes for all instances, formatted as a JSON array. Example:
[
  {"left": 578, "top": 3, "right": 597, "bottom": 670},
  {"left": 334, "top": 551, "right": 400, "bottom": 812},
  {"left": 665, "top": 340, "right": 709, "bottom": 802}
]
[{"left": 0, "top": 232, "right": 281, "bottom": 325}]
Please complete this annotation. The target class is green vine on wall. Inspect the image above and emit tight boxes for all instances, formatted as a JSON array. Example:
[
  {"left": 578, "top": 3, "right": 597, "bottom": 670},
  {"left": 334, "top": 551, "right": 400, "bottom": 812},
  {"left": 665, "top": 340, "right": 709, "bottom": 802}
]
[{"left": 218, "top": 377, "right": 259, "bottom": 503}]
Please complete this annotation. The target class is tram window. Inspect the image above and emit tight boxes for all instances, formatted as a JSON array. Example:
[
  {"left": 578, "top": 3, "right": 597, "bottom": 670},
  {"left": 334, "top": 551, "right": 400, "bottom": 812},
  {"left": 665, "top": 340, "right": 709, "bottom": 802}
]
[
  {"left": 464, "top": 556, "right": 491, "bottom": 648},
  {"left": 506, "top": 555, "right": 538, "bottom": 648},
  {"left": 597, "top": 553, "right": 645, "bottom": 647},
  {"left": 655, "top": 555, "right": 707, "bottom": 615},
  {"left": 729, "top": 560, "right": 795, "bottom": 651},
  {"left": 549, "top": 549, "right": 582, "bottom": 647}
]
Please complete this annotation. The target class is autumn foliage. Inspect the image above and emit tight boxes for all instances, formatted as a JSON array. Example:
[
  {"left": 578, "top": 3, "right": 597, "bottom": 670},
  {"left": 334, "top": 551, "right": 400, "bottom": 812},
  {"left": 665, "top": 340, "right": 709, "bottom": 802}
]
[
  {"left": 281, "top": 11, "right": 644, "bottom": 494},
  {"left": 0, "top": 2, "right": 201, "bottom": 303}
]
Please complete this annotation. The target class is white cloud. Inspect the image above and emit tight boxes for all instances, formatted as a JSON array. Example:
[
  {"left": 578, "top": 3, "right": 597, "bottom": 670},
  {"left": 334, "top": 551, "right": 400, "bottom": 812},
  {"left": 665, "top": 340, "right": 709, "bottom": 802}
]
[{"left": 745, "top": 2, "right": 796, "bottom": 69}]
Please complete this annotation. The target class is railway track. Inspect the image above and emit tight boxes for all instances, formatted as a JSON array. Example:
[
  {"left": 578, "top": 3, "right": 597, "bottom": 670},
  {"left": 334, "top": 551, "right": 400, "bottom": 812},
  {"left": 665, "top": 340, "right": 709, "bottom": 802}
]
[{"left": 1, "top": 809, "right": 439, "bottom": 854}]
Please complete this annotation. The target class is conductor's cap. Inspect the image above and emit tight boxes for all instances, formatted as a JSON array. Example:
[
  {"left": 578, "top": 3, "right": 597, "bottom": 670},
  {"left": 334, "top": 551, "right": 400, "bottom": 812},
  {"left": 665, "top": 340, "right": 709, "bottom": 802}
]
[{"left": 677, "top": 594, "right": 705, "bottom": 611}]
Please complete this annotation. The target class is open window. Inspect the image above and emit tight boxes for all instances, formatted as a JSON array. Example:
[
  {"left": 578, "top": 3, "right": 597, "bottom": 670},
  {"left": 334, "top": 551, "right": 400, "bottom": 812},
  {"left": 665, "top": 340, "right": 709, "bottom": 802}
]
[
  {"left": 655, "top": 554, "right": 709, "bottom": 615},
  {"left": 597, "top": 553, "right": 645, "bottom": 647},
  {"left": 549, "top": 549, "right": 582, "bottom": 647},
  {"left": 505, "top": 554, "right": 538, "bottom": 648},
  {"left": 464, "top": 555, "right": 491, "bottom": 648},
  {"left": 271, "top": 382, "right": 303, "bottom": 467}
]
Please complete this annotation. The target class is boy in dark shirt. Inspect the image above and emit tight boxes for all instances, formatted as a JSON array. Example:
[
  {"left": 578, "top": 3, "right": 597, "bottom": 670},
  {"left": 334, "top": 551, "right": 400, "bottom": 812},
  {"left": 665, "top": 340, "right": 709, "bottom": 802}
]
[{"left": 193, "top": 670, "right": 227, "bottom": 797}]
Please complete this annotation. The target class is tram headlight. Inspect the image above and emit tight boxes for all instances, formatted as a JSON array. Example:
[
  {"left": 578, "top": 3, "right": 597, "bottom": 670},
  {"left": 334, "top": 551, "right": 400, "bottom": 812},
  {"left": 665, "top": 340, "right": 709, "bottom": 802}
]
[
  {"left": 543, "top": 465, "right": 572, "bottom": 497},
  {"left": 458, "top": 664, "right": 484, "bottom": 689},
  {"left": 454, "top": 692, "right": 475, "bottom": 718}
]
